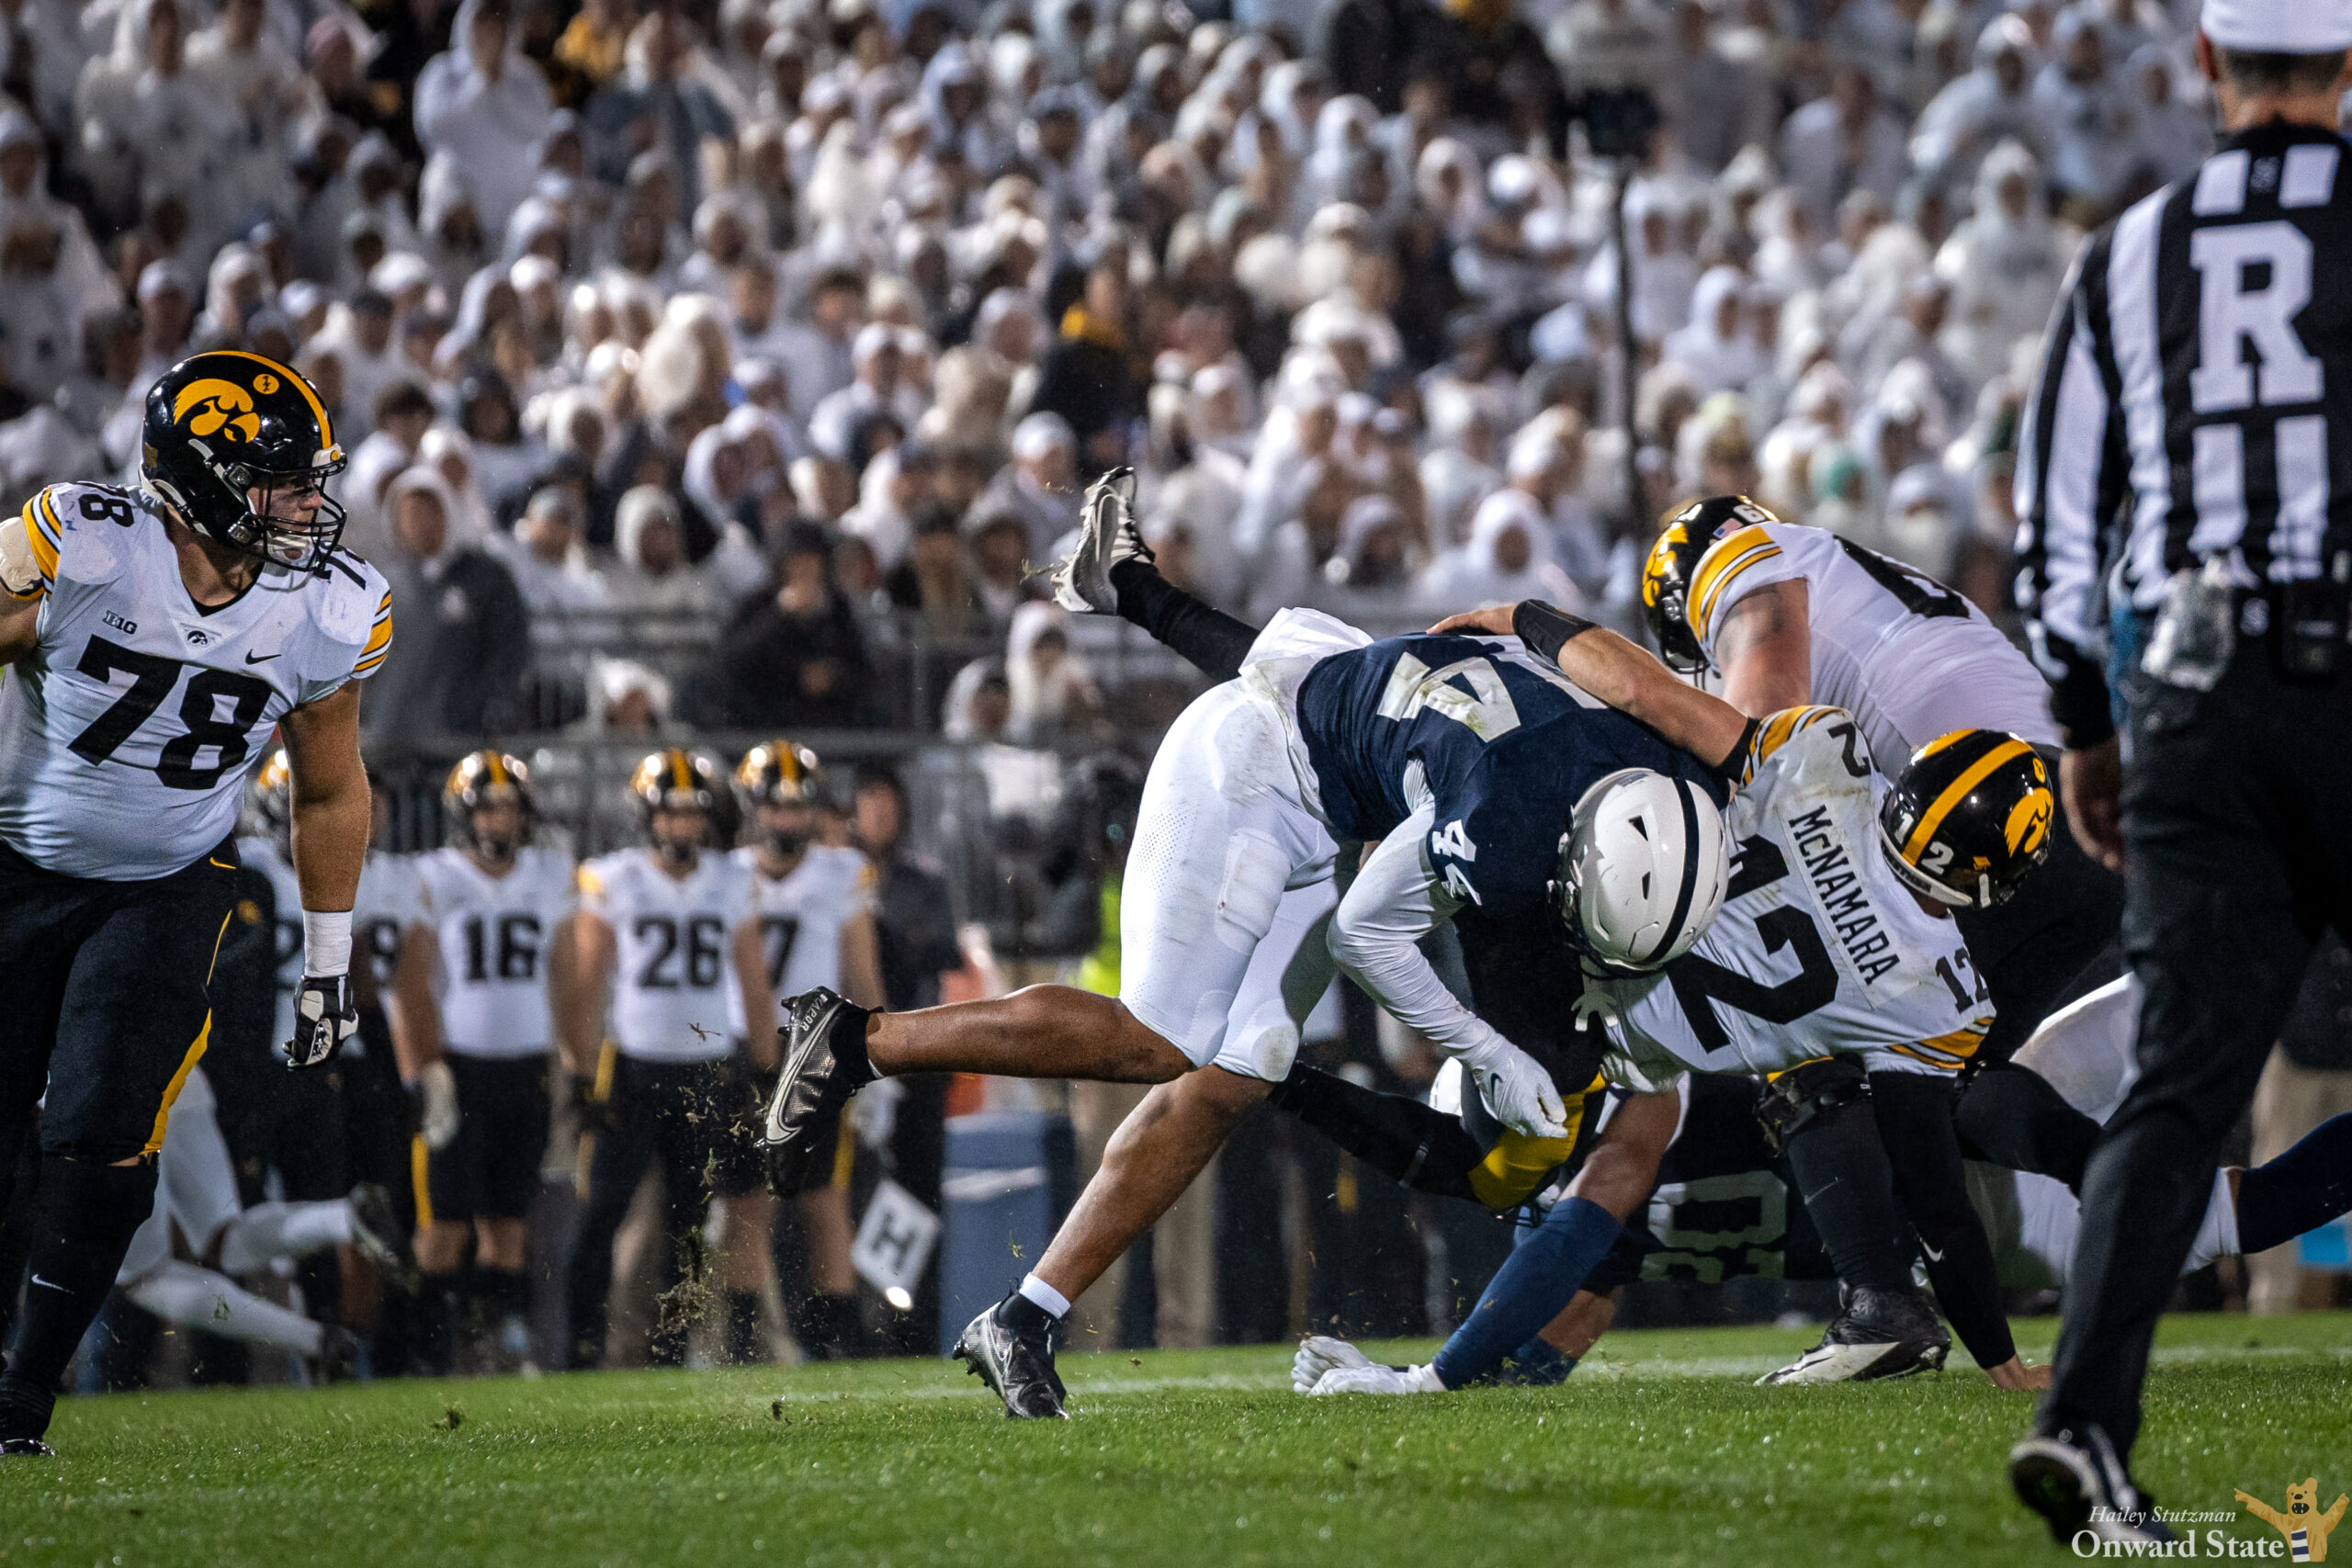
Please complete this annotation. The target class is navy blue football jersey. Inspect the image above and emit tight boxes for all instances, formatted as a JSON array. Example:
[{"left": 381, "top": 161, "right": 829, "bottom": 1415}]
[{"left": 1295, "top": 634, "right": 1727, "bottom": 919}]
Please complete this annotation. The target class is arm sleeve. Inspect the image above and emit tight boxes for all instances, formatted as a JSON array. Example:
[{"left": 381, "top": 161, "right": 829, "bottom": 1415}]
[
  {"left": 1328, "top": 803, "right": 1507, "bottom": 1062},
  {"left": 2013, "top": 239, "right": 2121, "bottom": 747}
]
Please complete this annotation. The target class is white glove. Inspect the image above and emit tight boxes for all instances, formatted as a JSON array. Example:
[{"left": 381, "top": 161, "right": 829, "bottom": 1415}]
[
  {"left": 1459, "top": 1036, "right": 1569, "bottom": 1139},
  {"left": 1293, "top": 1335, "right": 1374, "bottom": 1393},
  {"left": 1309, "top": 1361, "right": 1447, "bottom": 1396},
  {"left": 416, "top": 1059, "right": 460, "bottom": 1151}
]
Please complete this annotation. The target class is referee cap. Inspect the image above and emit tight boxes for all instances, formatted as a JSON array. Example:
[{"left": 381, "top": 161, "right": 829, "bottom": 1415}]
[{"left": 2201, "top": 0, "right": 2352, "bottom": 54}]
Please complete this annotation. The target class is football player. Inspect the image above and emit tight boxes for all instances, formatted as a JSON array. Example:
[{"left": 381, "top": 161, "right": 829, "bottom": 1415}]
[
  {"left": 561, "top": 750, "right": 774, "bottom": 1370},
  {"left": 414, "top": 751, "right": 578, "bottom": 1373},
  {"left": 1287, "top": 977, "right": 2352, "bottom": 1393},
  {"left": 0, "top": 352, "right": 382, "bottom": 1454},
  {"left": 1642, "top": 496, "right": 2121, "bottom": 1184},
  {"left": 1428, "top": 596, "right": 2053, "bottom": 1385},
  {"left": 726, "top": 740, "right": 886, "bottom": 1363},
  {"left": 763, "top": 471, "right": 1736, "bottom": 1416},
  {"left": 1032, "top": 485, "right": 2051, "bottom": 1398}
]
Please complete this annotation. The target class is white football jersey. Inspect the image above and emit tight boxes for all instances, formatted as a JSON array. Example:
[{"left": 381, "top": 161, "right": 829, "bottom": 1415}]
[
  {"left": 0, "top": 483, "right": 390, "bottom": 878},
  {"left": 1686, "top": 521, "right": 2057, "bottom": 773},
  {"left": 580, "top": 848, "right": 753, "bottom": 1062},
  {"left": 241, "top": 835, "right": 306, "bottom": 1055},
  {"left": 418, "top": 844, "right": 577, "bottom": 1058},
  {"left": 354, "top": 849, "right": 427, "bottom": 993},
  {"left": 724, "top": 843, "right": 876, "bottom": 1036},
  {"left": 1589, "top": 708, "right": 1996, "bottom": 1088}
]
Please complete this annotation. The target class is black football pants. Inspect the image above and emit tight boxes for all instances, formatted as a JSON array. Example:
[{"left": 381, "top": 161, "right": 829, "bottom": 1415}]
[{"left": 2047, "top": 651, "right": 2352, "bottom": 1460}]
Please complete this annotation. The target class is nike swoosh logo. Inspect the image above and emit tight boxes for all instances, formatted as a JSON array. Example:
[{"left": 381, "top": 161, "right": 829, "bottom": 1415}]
[
  {"left": 29, "top": 1273, "right": 66, "bottom": 1292},
  {"left": 1921, "top": 1240, "right": 1946, "bottom": 1263},
  {"left": 245, "top": 650, "right": 282, "bottom": 663}
]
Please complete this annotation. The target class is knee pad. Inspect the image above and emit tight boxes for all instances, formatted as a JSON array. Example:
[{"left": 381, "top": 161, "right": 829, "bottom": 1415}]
[{"left": 1756, "top": 1056, "right": 1870, "bottom": 1156}]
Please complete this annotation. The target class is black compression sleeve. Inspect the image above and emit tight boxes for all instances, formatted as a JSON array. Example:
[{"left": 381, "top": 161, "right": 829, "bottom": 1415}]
[
  {"left": 1267, "top": 1065, "right": 1489, "bottom": 1202},
  {"left": 1510, "top": 600, "right": 1599, "bottom": 665},
  {"left": 1712, "top": 717, "right": 1762, "bottom": 790},
  {"left": 1109, "top": 558, "right": 1261, "bottom": 682},
  {"left": 1870, "top": 1071, "right": 2018, "bottom": 1369}
]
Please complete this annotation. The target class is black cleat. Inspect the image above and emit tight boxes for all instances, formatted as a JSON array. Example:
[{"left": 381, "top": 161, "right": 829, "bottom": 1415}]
[
  {"left": 953, "top": 1296, "right": 1069, "bottom": 1419},
  {"left": 347, "top": 1181, "right": 417, "bottom": 1287},
  {"left": 0, "top": 1438, "right": 53, "bottom": 1457},
  {"left": 2011, "top": 1423, "right": 2176, "bottom": 1546},
  {"left": 315, "top": 1324, "right": 362, "bottom": 1382},
  {"left": 757, "top": 989, "right": 875, "bottom": 1197},
  {"left": 1757, "top": 1286, "right": 1951, "bottom": 1384}
]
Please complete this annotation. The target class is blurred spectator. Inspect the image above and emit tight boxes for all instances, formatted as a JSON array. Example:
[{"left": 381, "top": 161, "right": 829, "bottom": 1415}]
[
  {"left": 365, "top": 468, "right": 532, "bottom": 740},
  {"left": 711, "top": 520, "right": 871, "bottom": 728}
]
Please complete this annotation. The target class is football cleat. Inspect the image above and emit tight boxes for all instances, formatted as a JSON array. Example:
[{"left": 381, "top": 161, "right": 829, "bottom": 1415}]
[
  {"left": 347, "top": 1181, "right": 417, "bottom": 1288},
  {"left": 1756, "top": 1287, "right": 1951, "bottom": 1385},
  {"left": 2010, "top": 1423, "right": 2177, "bottom": 1546},
  {"left": 757, "top": 988, "right": 876, "bottom": 1197},
  {"left": 953, "top": 1295, "right": 1069, "bottom": 1419},
  {"left": 316, "top": 1324, "right": 361, "bottom": 1382},
  {"left": 1051, "top": 466, "right": 1149, "bottom": 615},
  {"left": 0, "top": 1438, "right": 54, "bottom": 1458},
  {"left": 1293, "top": 1335, "right": 1375, "bottom": 1393},
  {"left": 1308, "top": 1361, "right": 1446, "bottom": 1396}
]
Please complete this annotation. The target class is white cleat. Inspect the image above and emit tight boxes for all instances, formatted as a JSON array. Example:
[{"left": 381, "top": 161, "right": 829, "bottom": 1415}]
[{"left": 1050, "top": 466, "right": 1149, "bottom": 614}]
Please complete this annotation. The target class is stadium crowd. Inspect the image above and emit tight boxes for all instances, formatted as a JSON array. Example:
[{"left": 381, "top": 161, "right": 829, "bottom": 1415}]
[{"left": 13, "top": 0, "right": 2346, "bottom": 1391}]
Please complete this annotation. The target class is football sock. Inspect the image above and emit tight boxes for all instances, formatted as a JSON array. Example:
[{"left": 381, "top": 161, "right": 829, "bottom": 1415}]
[
  {"left": 1782, "top": 1097, "right": 1914, "bottom": 1292},
  {"left": 1430, "top": 1197, "right": 1620, "bottom": 1390},
  {"left": 2234, "top": 1113, "right": 2352, "bottom": 1255},
  {"left": 1266, "top": 1066, "right": 1487, "bottom": 1202},
  {"left": 476, "top": 1267, "right": 527, "bottom": 1332},
  {"left": 2, "top": 1156, "right": 160, "bottom": 1427},
  {"left": 125, "top": 1260, "right": 325, "bottom": 1359},
  {"left": 1108, "top": 558, "right": 1258, "bottom": 682},
  {"left": 416, "top": 1270, "right": 465, "bottom": 1375},
  {"left": 1951, "top": 1063, "right": 2099, "bottom": 1190},
  {"left": 791, "top": 1292, "right": 859, "bottom": 1359},
  {"left": 1015, "top": 1274, "right": 1070, "bottom": 1321},
  {"left": 723, "top": 1290, "right": 763, "bottom": 1364}
]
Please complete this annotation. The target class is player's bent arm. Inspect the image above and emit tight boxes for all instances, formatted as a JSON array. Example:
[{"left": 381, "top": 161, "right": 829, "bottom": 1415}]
[
  {"left": 734, "top": 921, "right": 778, "bottom": 1073},
  {"left": 385, "top": 920, "right": 444, "bottom": 1080},
  {"left": 1330, "top": 815, "right": 1567, "bottom": 1138},
  {"left": 840, "top": 909, "right": 887, "bottom": 1011},
  {"left": 559, "top": 911, "right": 616, "bottom": 1080},
  {"left": 1711, "top": 581, "right": 1811, "bottom": 717},
  {"left": 1539, "top": 624, "right": 1754, "bottom": 772},
  {"left": 278, "top": 682, "right": 369, "bottom": 915}
]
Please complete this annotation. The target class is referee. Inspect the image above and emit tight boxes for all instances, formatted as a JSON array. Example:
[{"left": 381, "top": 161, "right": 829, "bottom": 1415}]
[{"left": 2010, "top": 0, "right": 2352, "bottom": 1542}]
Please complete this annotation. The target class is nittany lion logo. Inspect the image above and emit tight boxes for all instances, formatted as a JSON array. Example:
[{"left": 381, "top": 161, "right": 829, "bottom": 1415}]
[{"left": 173, "top": 378, "right": 263, "bottom": 442}]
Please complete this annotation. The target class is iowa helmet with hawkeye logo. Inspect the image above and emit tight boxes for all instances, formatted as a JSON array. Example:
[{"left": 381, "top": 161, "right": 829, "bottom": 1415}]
[
  {"left": 735, "top": 739, "right": 823, "bottom": 808},
  {"left": 1641, "top": 494, "right": 1782, "bottom": 673},
  {"left": 442, "top": 750, "right": 537, "bottom": 847},
  {"left": 1877, "top": 729, "right": 2053, "bottom": 910},
  {"left": 631, "top": 747, "right": 724, "bottom": 819},
  {"left": 143, "top": 351, "right": 347, "bottom": 574}
]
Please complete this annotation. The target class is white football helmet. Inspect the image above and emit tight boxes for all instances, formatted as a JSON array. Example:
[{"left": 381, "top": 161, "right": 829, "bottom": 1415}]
[{"left": 1553, "top": 769, "right": 1731, "bottom": 971}]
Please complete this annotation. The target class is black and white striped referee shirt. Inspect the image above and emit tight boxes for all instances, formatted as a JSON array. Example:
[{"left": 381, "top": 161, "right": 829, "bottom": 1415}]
[{"left": 2015, "top": 120, "right": 2352, "bottom": 743}]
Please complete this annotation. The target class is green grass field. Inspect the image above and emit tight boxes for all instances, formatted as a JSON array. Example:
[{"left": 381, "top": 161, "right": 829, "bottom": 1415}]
[{"left": 3, "top": 1312, "right": 2346, "bottom": 1567}]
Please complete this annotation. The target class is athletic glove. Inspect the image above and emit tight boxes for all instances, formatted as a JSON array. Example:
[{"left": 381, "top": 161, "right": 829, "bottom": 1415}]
[
  {"left": 286, "top": 973, "right": 358, "bottom": 1069},
  {"left": 1459, "top": 1035, "right": 1570, "bottom": 1140},
  {"left": 413, "top": 1060, "right": 459, "bottom": 1151},
  {"left": 567, "top": 1069, "right": 618, "bottom": 1135}
]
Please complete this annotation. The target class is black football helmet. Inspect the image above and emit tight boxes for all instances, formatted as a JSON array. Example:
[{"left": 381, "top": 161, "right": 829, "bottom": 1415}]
[
  {"left": 142, "top": 351, "right": 348, "bottom": 574},
  {"left": 735, "top": 739, "right": 823, "bottom": 808},
  {"left": 1641, "top": 494, "right": 1783, "bottom": 673},
  {"left": 1877, "top": 729, "right": 2054, "bottom": 909},
  {"left": 442, "top": 750, "right": 536, "bottom": 852},
  {"left": 631, "top": 747, "right": 723, "bottom": 821}
]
